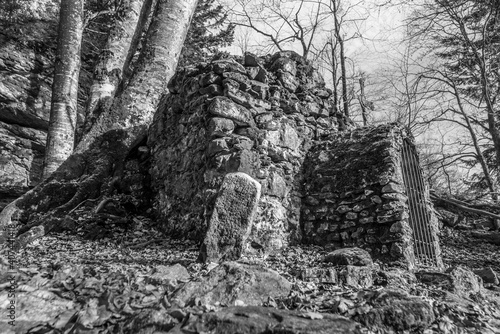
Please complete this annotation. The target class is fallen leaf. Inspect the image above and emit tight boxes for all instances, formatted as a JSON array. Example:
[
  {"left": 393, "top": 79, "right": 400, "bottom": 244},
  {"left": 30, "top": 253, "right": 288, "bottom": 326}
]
[{"left": 299, "top": 311, "right": 324, "bottom": 320}]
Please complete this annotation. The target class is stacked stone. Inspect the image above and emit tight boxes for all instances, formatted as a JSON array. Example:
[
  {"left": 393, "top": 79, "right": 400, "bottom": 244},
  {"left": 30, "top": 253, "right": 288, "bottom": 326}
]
[
  {"left": 301, "top": 124, "right": 416, "bottom": 267},
  {"left": 148, "top": 51, "right": 343, "bottom": 247}
]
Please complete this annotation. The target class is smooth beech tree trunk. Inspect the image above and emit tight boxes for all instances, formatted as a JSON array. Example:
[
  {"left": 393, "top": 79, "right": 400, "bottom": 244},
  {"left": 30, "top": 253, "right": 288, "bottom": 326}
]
[
  {"left": 42, "top": 0, "right": 84, "bottom": 179},
  {"left": 80, "top": 0, "right": 153, "bottom": 139},
  {"left": 77, "top": 0, "right": 198, "bottom": 153},
  {"left": 0, "top": 0, "right": 199, "bottom": 244}
]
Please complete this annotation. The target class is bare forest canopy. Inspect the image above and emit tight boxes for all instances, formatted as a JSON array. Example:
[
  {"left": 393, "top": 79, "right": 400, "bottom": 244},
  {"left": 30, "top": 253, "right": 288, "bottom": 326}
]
[
  {"left": 1, "top": 0, "right": 500, "bottom": 205},
  {"left": 1, "top": 1, "right": 500, "bottom": 333}
]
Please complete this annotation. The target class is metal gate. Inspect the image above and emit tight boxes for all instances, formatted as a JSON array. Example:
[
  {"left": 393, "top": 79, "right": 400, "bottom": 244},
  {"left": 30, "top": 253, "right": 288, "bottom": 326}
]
[{"left": 401, "top": 139, "right": 441, "bottom": 269}]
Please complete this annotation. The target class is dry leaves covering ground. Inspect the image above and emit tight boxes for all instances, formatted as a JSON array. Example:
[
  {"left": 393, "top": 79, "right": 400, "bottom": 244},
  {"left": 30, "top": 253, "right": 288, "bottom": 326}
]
[{"left": 1, "top": 211, "right": 500, "bottom": 333}]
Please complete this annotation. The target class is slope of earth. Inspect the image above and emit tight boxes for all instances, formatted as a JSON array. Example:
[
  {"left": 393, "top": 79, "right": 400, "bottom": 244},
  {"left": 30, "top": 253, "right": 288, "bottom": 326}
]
[
  {"left": 441, "top": 226, "right": 500, "bottom": 275},
  {"left": 1, "top": 212, "right": 500, "bottom": 334}
]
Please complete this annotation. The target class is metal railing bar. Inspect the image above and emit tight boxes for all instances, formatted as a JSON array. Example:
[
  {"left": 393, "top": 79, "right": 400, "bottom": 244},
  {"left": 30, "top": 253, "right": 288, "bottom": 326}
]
[
  {"left": 401, "top": 140, "right": 427, "bottom": 267},
  {"left": 402, "top": 139, "right": 438, "bottom": 267}
]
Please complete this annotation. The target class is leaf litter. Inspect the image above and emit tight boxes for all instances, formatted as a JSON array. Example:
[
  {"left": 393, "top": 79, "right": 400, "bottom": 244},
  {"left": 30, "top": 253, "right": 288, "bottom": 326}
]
[{"left": 1, "top": 213, "right": 500, "bottom": 333}]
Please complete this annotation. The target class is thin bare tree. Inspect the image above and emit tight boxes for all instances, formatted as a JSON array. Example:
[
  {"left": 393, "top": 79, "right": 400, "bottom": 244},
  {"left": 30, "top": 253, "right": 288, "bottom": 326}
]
[{"left": 231, "top": 0, "right": 328, "bottom": 59}]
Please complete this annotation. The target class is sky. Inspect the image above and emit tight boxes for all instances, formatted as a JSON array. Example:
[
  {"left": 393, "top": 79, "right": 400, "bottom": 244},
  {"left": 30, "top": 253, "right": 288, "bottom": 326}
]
[
  {"left": 221, "top": 1, "right": 487, "bottom": 196},
  {"left": 223, "top": 0, "right": 409, "bottom": 75}
]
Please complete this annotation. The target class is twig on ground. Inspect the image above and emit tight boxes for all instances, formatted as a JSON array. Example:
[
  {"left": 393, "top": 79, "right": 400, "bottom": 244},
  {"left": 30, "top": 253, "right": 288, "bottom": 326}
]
[
  {"left": 68, "top": 198, "right": 99, "bottom": 215},
  {"left": 125, "top": 238, "right": 164, "bottom": 249}
]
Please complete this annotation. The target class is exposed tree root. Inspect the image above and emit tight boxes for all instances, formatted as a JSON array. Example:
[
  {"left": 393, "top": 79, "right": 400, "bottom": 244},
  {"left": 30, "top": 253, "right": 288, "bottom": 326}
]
[
  {"left": 95, "top": 197, "right": 115, "bottom": 214},
  {"left": 0, "top": 131, "right": 135, "bottom": 249},
  {"left": 68, "top": 198, "right": 99, "bottom": 215}
]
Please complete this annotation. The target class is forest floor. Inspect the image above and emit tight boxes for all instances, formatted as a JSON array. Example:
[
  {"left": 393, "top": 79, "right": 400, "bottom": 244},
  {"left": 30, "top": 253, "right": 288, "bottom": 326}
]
[{"left": 1, "top": 210, "right": 500, "bottom": 333}]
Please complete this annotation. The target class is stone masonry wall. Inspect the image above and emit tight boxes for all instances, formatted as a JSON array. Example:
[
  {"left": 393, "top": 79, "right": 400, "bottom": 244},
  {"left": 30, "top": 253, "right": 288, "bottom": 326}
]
[
  {"left": 148, "top": 52, "right": 346, "bottom": 249},
  {"left": 302, "top": 124, "right": 418, "bottom": 268}
]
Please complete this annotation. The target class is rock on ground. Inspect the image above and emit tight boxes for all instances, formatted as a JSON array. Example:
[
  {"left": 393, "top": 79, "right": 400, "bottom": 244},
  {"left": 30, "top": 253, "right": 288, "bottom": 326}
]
[
  {"left": 374, "top": 268, "right": 417, "bottom": 290},
  {"left": 144, "top": 264, "right": 190, "bottom": 286},
  {"left": 0, "top": 290, "right": 78, "bottom": 334},
  {"left": 416, "top": 266, "right": 483, "bottom": 298},
  {"left": 191, "top": 306, "right": 362, "bottom": 334},
  {"left": 172, "top": 261, "right": 291, "bottom": 307},
  {"left": 474, "top": 267, "right": 500, "bottom": 285},
  {"left": 338, "top": 265, "right": 373, "bottom": 288},
  {"left": 354, "top": 289, "right": 435, "bottom": 332},
  {"left": 111, "top": 308, "right": 177, "bottom": 334},
  {"left": 324, "top": 247, "right": 373, "bottom": 266},
  {"left": 447, "top": 266, "right": 483, "bottom": 297},
  {"left": 199, "top": 172, "right": 261, "bottom": 263}
]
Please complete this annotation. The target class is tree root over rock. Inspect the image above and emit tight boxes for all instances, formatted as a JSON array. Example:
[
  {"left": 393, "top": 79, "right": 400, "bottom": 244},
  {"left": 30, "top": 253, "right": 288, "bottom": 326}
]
[{"left": 0, "top": 130, "right": 134, "bottom": 249}]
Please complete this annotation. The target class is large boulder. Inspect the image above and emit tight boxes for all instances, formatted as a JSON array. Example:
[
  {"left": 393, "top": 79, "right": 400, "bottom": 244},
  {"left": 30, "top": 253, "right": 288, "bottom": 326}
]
[
  {"left": 171, "top": 261, "right": 291, "bottom": 307},
  {"left": 199, "top": 172, "right": 261, "bottom": 263}
]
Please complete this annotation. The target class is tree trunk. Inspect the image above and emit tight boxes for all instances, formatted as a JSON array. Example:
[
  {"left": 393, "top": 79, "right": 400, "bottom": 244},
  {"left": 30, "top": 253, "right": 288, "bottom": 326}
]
[
  {"left": 359, "top": 76, "right": 367, "bottom": 126},
  {"left": 330, "top": 36, "right": 338, "bottom": 114},
  {"left": 454, "top": 14, "right": 500, "bottom": 180},
  {"left": 42, "top": 0, "right": 84, "bottom": 178},
  {"left": 454, "top": 87, "right": 498, "bottom": 202},
  {"left": 79, "top": 0, "right": 153, "bottom": 141},
  {"left": 77, "top": 0, "right": 198, "bottom": 154},
  {"left": 122, "top": 0, "right": 157, "bottom": 85},
  {"left": 339, "top": 38, "right": 348, "bottom": 118},
  {"left": 0, "top": 0, "right": 199, "bottom": 245},
  {"left": 332, "top": 0, "right": 348, "bottom": 118}
]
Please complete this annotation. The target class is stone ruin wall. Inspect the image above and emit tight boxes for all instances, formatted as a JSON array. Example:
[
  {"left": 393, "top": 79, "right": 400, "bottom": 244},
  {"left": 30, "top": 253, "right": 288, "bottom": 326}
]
[
  {"left": 148, "top": 53, "right": 442, "bottom": 269},
  {"left": 302, "top": 124, "right": 442, "bottom": 269},
  {"left": 148, "top": 52, "right": 346, "bottom": 249}
]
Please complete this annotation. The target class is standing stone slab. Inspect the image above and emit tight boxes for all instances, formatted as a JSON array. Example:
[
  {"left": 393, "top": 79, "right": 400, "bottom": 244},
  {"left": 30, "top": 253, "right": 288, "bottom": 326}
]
[{"left": 199, "top": 172, "right": 261, "bottom": 263}]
